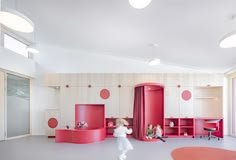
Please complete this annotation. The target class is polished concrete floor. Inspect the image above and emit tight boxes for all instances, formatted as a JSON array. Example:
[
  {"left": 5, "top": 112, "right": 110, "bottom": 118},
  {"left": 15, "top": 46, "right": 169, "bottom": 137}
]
[{"left": 0, "top": 136, "right": 236, "bottom": 160}]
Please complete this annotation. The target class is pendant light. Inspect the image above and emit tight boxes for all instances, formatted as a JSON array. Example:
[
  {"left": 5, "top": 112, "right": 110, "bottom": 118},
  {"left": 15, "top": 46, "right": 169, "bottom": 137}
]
[
  {"left": 219, "top": 15, "right": 236, "bottom": 48},
  {"left": 219, "top": 31, "right": 236, "bottom": 48},
  {"left": 0, "top": 0, "right": 34, "bottom": 33},
  {"left": 128, "top": 0, "right": 152, "bottom": 9}
]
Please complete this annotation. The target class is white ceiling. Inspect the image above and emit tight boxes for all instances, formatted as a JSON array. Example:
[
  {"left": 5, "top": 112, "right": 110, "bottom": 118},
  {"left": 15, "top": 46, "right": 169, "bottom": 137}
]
[{"left": 3, "top": 0, "right": 236, "bottom": 73}]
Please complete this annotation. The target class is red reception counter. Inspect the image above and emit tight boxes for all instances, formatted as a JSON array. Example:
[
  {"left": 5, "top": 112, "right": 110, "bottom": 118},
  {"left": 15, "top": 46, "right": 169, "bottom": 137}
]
[{"left": 55, "top": 128, "right": 106, "bottom": 144}]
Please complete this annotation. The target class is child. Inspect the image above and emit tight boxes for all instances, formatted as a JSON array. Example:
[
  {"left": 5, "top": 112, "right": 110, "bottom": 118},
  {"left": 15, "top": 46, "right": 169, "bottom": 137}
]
[
  {"left": 113, "top": 118, "right": 133, "bottom": 160},
  {"left": 155, "top": 124, "right": 167, "bottom": 142},
  {"left": 146, "top": 123, "right": 154, "bottom": 139}
]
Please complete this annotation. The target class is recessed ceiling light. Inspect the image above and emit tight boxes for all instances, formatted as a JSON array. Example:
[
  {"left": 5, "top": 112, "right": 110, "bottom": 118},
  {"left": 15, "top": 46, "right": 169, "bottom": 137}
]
[
  {"left": 128, "top": 0, "right": 152, "bottom": 9},
  {"left": 148, "top": 58, "right": 160, "bottom": 65}
]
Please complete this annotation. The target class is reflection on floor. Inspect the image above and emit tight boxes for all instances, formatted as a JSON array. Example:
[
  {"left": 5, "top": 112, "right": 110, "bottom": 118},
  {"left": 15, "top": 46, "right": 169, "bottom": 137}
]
[{"left": 0, "top": 136, "right": 236, "bottom": 160}]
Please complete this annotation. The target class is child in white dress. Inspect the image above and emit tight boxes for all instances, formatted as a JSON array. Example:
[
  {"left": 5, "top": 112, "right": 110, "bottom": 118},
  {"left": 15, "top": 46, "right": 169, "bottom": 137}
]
[{"left": 113, "top": 118, "right": 133, "bottom": 160}]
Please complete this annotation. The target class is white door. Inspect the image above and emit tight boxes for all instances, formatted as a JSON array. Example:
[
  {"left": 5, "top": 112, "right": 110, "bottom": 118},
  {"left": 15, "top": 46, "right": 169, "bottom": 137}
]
[{"left": 0, "top": 71, "right": 5, "bottom": 141}]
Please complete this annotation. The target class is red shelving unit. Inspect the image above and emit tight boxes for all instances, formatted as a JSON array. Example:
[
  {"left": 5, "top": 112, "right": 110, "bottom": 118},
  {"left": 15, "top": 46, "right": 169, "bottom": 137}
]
[
  {"left": 164, "top": 118, "right": 195, "bottom": 137},
  {"left": 179, "top": 118, "right": 194, "bottom": 137},
  {"left": 105, "top": 117, "right": 133, "bottom": 138},
  {"left": 164, "top": 118, "right": 223, "bottom": 138},
  {"left": 164, "top": 118, "right": 179, "bottom": 137}
]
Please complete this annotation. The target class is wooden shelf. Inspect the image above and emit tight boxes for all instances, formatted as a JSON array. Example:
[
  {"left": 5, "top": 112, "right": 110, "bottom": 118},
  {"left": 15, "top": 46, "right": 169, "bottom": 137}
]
[{"left": 195, "top": 97, "right": 218, "bottom": 99}]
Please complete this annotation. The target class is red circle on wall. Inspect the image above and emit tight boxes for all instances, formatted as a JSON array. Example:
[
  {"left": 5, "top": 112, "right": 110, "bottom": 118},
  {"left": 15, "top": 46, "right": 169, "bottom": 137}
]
[
  {"left": 48, "top": 118, "right": 58, "bottom": 128},
  {"left": 182, "top": 90, "right": 192, "bottom": 101},
  {"left": 100, "top": 89, "right": 110, "bottom": 99}
]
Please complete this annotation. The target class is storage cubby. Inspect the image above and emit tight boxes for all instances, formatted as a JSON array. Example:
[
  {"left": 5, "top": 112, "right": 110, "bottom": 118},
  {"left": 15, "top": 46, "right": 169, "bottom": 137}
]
[
  {"left": 105, "top": 117, "right": 133, "bottom": 137},
  {"left": 164, "top": 118, "right": 194, "bottom": 137},
  {"left": 164, "top": 118, "right": 179, "bottom": 137},
  {"left": 179, "top": 118, "right": 194, "bottom": 137}
]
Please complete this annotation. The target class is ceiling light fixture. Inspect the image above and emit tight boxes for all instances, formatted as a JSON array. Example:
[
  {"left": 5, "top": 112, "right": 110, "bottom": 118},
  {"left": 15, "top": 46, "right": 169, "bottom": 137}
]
[
  {"left": 128, "top": 0, "right": 152, "bottom": 9},
  {"left": 148, "top": 58, "right": 160, "bottom": 66},
  {"left": 0, "top": 8, "right": 34, "bottom": 33},
  {"left": 219, "top": 15, "right": 236, "bottom": 48},
  {"left": 219, "top": 31, "right": 236, "bottom": 48}
]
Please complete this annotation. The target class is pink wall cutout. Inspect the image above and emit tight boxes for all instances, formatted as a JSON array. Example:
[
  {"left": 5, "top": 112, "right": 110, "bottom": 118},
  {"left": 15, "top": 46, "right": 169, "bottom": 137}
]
[
  {"left": 182, "top": 90, "right": 192, "bottom": 101},
  {"left": 48, "top": 118, "right": 58, "bottom": 128},
  {"left": 100, "top": 89, "right": 110, "bottom": 99}
]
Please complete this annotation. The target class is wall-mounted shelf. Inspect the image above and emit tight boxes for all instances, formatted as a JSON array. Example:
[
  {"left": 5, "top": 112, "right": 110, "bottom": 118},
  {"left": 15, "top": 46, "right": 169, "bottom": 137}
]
[{"left": 195, "top": 97, "right": 218, "bottom": 99}]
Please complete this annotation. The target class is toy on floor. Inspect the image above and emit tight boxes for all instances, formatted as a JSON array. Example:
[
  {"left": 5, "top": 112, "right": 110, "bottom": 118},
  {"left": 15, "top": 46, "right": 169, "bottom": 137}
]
[{"left": 113, "top": 118, "right": 133, "bottom": 160}]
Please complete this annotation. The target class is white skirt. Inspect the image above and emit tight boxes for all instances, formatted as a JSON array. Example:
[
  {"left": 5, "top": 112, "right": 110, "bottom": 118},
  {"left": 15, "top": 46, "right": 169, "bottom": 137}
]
[{"left": 117, "top": 137, "right": 134, "bottom": 151}]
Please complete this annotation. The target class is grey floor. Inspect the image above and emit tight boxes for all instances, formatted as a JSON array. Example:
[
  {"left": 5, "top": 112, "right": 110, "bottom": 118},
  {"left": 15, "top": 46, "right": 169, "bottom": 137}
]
[{"left": 0, "top": 136, "right": 236, "bottom": 160}]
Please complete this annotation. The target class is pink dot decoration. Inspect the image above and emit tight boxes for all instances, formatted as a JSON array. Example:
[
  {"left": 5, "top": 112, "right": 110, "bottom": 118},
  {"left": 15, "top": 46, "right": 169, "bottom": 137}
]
[
  {"left": 88, "top": 84, "right": 92, "bottom": 88},
  {"left": 66, "top": 84, "right": 69, "bottom": 88},
  {"left": 118, "top": 84, "right": 121, "bottom": 88},
  {"left": 48, "top": 118, "right": 58, "bottom": 128},
  {"left": 182, "top": 90, "right": 192, "bottom": 101},
  {"left": 177, "top": 85, "right": 181, "bottom": 88},
  {"left": 100, "top": 89, "right": 110, "bottom": 99}
]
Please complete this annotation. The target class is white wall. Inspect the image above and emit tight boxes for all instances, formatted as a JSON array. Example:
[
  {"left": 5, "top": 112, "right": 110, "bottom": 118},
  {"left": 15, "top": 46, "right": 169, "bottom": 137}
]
[{"left": 0, "top": 47, "right": 36, "bottom": 77}]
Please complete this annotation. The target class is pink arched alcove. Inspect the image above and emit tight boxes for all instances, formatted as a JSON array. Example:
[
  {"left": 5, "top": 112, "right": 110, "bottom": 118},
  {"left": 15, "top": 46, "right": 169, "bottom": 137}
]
[{"left": 133, "top": 83, "right": 164, "bottom": 141}]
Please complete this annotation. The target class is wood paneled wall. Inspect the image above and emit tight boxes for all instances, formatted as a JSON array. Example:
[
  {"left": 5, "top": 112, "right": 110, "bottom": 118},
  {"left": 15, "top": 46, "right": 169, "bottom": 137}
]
[{"left": 44, "top": 73, "right": 224, "bottom": 127}]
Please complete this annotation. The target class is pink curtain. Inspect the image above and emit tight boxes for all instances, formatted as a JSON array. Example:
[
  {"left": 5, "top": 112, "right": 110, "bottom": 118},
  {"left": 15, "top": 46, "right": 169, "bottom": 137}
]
[{"left": 133, "top": 86, "right": 145, "bottom": 140}]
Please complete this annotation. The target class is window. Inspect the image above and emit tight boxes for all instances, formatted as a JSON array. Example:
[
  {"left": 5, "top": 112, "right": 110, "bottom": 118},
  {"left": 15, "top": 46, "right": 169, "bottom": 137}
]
[{"left": 3, "top": 34, "right": 28, "bottom": 58}]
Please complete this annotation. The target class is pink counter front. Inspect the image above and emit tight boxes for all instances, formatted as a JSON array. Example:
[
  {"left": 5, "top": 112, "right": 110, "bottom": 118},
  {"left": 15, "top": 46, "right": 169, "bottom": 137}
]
[{"left": 56, "top": 128, "right": 106, "bottom": 144}]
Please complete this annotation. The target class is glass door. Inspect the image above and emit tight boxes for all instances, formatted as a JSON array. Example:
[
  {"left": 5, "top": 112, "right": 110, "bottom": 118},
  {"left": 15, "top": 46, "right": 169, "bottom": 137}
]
[{"left": 7, "top": 74, "right": 30, "bottom": 138}]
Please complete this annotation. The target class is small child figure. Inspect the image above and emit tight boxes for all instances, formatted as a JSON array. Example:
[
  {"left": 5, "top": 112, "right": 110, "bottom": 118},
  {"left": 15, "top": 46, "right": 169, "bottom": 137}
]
[
  {"left": 113, "top": 118, "right": 133, "bottom": 160},
  {"left": 155, "top": 124, "right": 167, "bottom": 142},
  {"left": 146, "top": 123, "right": 154, "bottom": 139}
]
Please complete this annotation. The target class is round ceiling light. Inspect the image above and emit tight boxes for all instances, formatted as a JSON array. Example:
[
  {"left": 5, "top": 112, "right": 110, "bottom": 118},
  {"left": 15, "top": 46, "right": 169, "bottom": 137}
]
[
  {"left": 128, "top": 0, "right": 152, "bottom": 9},
  {"left": 0, "top": 9, "right": 34, "bottom": 33},
  {"left": 219, "top": 31, "right": 236, "bottom": 48}
]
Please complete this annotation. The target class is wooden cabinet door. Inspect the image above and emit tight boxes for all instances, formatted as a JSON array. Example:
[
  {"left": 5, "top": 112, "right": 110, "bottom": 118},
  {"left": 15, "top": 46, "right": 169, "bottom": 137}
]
[
  {"left": 119, "top": 87, "right": 134, "bottom": 118},
  {"left": 179, "top": 87, "right": 194, "bottom": 118},
  {"left": 104, "top": 87, "right": 119, "bottom": 118},
  {"left": 164, "top": 86, "right": 180, "bottom": 118}
]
